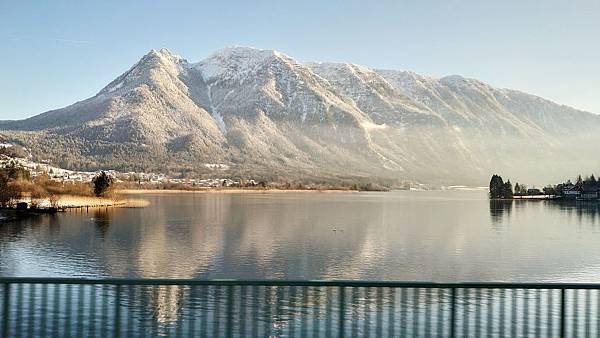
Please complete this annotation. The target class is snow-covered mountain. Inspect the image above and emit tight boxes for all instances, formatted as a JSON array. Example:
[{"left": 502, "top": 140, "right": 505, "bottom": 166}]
[{"left": 1, "top": 47, "right": 599, "bottom": 185}]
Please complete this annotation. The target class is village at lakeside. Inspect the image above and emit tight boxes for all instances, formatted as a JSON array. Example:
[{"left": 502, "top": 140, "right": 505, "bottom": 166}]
[{"left": 489, "top": 174, "right": 600, "bottom": 201}]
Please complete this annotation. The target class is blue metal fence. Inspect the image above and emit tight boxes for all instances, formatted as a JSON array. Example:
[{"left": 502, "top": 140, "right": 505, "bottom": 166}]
[{"left": 1, "top": 278, "right": 600, "bottom": 337}]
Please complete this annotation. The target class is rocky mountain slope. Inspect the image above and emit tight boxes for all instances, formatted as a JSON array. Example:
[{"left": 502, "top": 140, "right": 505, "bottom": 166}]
[{"left": 1, "top": 47, "right": 599, "bottom": 185}]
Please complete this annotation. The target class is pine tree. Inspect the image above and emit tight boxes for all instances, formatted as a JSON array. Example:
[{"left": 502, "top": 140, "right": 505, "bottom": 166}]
[
  {"left": 92, "top": 171, "right": 113, "bottom": 197},
  {"left": 503, "top": 180, "right": 513, "bottom": 198},
  {"left": 514, "top": 182, "right": 521, "bottom": 195},
  {"left": 489, "top": 175, "right": 505, "bottom": 199}
]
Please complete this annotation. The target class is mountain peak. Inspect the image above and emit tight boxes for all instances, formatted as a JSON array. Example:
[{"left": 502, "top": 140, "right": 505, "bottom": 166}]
[
  {"left": 209, "top": 46, "right": 285, "bottom": 59},
  {"left": 144, "top": 48, "right": 185, "bottom": 63},
  {"left": 194, "top": 46, "right": 293, "bottom": 82}
]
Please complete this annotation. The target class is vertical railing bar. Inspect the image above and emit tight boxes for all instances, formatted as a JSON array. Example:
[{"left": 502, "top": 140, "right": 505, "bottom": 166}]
[
  {"left": 27, "top": 284, "right": 35, "bottom": 337},
  {"left": 597, "top": 290, "right": 600, "bottom": 338},
  {"left": 325, "top": 286, "right": 332, "bottom": 338},
  {"left": 126, "top": 285, "right": 134, "bottom": 338},
  {"left": 412, "top": 288, "right": 419, "bottom": 337},
  {"left": 77, "top": 284, "right": 84, "bottom": 338},
  {"left": 338, "top": 286, "right": 345, "bottom": 338},
  {"left": 88, "top": 285, "right": 96, "bottom": 338},
  {"left": 585, "top": 289, "right": 591, "bottom": 338},
  {"left": 511, "top": 289, "right": 517, "bottom": 338},
  {"left": 240, "top": 286, "right": 248, "bottom": 337},
  {"left": 401, "top": 287, "right": 408, "bottom": 337},
  {"left": 547, "top": 289, "right": 553, "bottom": 337},
  {"left": 201, "top": 285, "right": 209, "bottom": 338},
  {"left": 163, "top": 285, "right": 172, "bottom": 336},
  {"left": 214, "top": 285, "right": 222, "bottom": 338},
  {"left": 40, "top": 283, "right": 48, "bottom": 336},
  {"left": 289, "top": 286, "right": 296, "bottom": 338},
  {"left": 560, "top": 288, "right": 566, "bottom": 338},
  {"left": 424, "top": 287, "right": 431, "bottom": 338},
  {"left": 188, "top": 285, "right": 197, "bottom": 337},
  {"left": 65, "top": 284, "right": 72, "bottom": 338},
  {"left": 103, "top": 285, "right": 110, "bottom": 338},
  {"left": 174, "top": 286, "right": 183, "bottom": 338},
  {"left": 436, "top": 288, "right": 443, "bottom": 337},
  {"left": 15, "top": 283, "right": 22, "bottom": 338},
  {"left": 486, "top": 289, "right": 493, "bottom": 338},
  {"left": 573, "top": 289, "right": 579, "bottom": 337},
  {"left": 3, "top": 282, "right": 10, "bottom": 338},
  {"left": 351, "top": 287, "right": 358, "bottom": 338},
  {"left": 141, "top": 286, "right": 150, "bottom": 338},
  {"left": 364, "top": 287, "right": 372, "bottom": 337},
  {"left": 278, "top": 286, "right": 285, "bottom": 338},
  {"left": 52, "top": 284, "right": 60, "bottom": 338},
  {"left": 313, "top": 287, "right": 320, "bottom": 338},
  {"left": 523, "top": 288, "right": 529, "bottom": 337},
  {"left": 499, "top": 289, "right": 505, "bottom": 338},
  {"left": 152, "top": 286, "right": 159, "bottom": 337},
  {"left": 251, "top": 286, "right": 258, "bottom": 338},
  {"left": 475, "top": 288, "right": 482, "bottom": 337},
  {"left": 463, "top": 288, "right": 470, "bottom": 337},
  {"left": 390, "top": 288, "right": 396, "bottom": 337},
  {"left": 114, "top": 284, "right": 121, "bottom": 338},
  {"left": 535, "top": 289, "right": 541, "bottom": 338},
  {"left": 226, "top": 285, "right": 234, "bottom": 338},
  {"left": 376, "top": 287, "right": 383, "bottom": 338},
  {"left": 450, "top": 287, "right": 456, "bottom": 338},
  {"left": 264, "top": 286, "right": 271, "bottom": 338},
  {"left": 301, "top": 286, "right": 308, "bottom": 338}
]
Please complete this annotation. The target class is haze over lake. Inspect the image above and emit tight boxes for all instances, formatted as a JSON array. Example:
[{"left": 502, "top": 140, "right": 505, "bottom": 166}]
[{"left": 1, "top": 190, "right": 600, "bottom": 282}]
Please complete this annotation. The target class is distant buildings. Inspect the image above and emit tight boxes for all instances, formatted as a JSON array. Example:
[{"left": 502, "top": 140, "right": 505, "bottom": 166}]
[
  {"left": 556, "top": 179, "right": 600, "bottom": 201},
  {"left": 0, "top": 154, "right": 246, "bottom": 189}
]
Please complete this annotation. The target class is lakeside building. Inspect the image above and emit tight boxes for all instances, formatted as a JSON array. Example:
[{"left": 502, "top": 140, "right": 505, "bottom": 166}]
[
  {"left": 557, "top": 182, "right": 600, "bottom": 200},
  {"left": 580, "top": 182, "right": 600, "bottom": 200}
]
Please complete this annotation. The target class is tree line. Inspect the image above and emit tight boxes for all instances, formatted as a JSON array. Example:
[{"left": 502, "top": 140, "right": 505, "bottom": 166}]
[{"left": 490, "top": 173, "right": 600, "bottom": 199}]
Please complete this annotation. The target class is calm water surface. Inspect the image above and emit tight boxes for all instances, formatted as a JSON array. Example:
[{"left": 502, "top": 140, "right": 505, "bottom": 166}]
[{"left": 2, "top": 190, "right": 600, "bottom": 281}]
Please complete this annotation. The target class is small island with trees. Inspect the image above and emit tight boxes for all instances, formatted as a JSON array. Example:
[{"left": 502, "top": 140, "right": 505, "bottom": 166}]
[{"left": 489, "top": 174, "right": 600, "bottom": 201}]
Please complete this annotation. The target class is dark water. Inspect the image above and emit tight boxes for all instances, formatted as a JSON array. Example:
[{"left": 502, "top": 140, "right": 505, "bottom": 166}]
[
  {"left": 2, "top": 190, "right": 600, "bottom": 336},
  {"left": 1, "top": 190, "right": 600, "bottom": 281}
]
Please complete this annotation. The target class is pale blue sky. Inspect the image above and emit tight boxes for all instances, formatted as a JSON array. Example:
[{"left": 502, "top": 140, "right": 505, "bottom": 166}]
[{"left": 1, "top": 0, "right": 598, "bottom": 119}]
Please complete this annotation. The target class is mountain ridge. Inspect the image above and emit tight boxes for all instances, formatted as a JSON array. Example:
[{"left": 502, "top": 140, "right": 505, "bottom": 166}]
[{"left": 1, "top": 46, "right": 599, "bottom": 185}]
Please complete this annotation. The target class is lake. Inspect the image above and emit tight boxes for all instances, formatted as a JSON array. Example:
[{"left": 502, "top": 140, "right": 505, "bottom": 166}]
[
  {"left": 4, "top": 190, "right": 600, "bottom": 336},
  {"left": 2, "top": 190, "right": 600, "bottom": 282}
]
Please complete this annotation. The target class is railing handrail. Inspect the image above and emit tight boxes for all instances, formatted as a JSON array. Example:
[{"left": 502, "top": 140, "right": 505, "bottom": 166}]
[{"left": 1, "top": 277, "right": 600, "bottom": 289}]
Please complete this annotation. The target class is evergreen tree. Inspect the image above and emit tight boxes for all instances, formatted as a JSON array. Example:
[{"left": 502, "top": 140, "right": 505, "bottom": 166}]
[
  {"left": 576, "top": 175, "right": 583, "bottom": 188},
  {"left": 514, "top": 182, "right": 521, "bottom": 195},
  {"left": 489, "top": 175, "right": 505, "bottom": 199},
  {"left": 92, "top": 171, "right": 113, "bottom": 197},
  {"left": 503, "top": 180, "right": 514, "bottom": 198}
]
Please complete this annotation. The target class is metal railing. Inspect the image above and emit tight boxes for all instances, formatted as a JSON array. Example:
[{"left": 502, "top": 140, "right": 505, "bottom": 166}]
[{"left": 1, "top": 278, "right": 600, "bottom": 337}]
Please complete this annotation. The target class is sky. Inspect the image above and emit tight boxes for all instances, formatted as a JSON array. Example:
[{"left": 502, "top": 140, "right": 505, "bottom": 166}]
[{"left": 1, "top": 0, "right": 599, "bottom": 119}]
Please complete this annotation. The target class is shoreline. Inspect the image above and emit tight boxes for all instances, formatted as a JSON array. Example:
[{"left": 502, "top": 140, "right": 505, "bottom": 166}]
[{"left": 117, "top": 188, "right": 362, "bottom": 194}]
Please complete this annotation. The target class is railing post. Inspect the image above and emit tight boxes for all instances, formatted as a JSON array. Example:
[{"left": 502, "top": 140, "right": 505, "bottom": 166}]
[
  {"left": 450, "top": 288, "right": 456, "bottom": 338},
  {"left": 560, "top": 288, "right": 566, "bottom": 338},
  {"left": 114, "top": 284, "right": 121, "bottom": 338},
  {"left": 3, "top": 283, "right": 9, "bottom": 338},
  {"left": 338, "top": 286, "right": 345, "bottom": 337}
]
